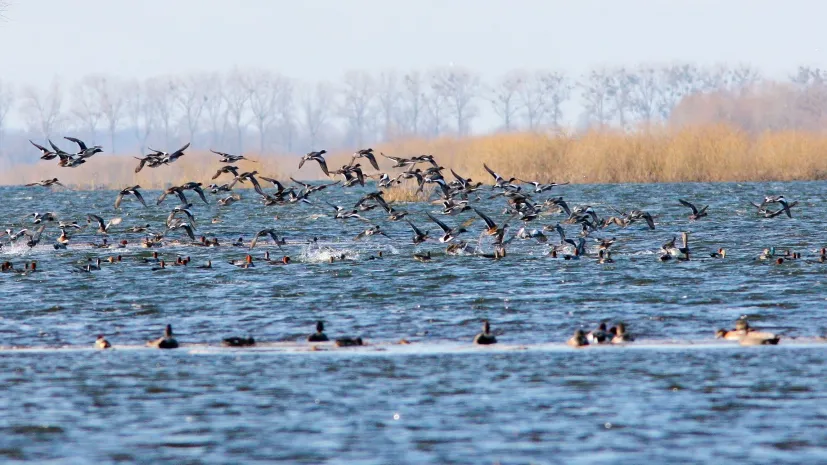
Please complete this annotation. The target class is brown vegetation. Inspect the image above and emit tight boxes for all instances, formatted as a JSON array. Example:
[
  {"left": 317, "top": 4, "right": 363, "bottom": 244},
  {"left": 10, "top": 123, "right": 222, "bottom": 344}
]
[{"left": 5, "top": 125, "right": 827, "bottom": 189}]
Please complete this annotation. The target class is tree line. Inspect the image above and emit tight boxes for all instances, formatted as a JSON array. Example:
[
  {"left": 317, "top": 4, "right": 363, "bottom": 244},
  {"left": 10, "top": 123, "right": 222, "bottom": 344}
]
[{"left": 1, "top": 63, "right": 825, "bottom": 165}]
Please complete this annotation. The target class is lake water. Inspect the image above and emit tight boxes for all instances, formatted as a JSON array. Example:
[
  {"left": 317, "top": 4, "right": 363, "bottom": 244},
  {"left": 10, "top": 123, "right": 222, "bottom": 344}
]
[{"left": 1, "top": 181, "right": 826, "bottom": 464}]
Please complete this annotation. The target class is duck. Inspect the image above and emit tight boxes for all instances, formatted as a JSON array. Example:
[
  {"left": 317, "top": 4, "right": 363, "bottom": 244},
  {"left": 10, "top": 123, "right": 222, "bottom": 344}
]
[
  {"left": 473, "top": 320, "right": 498, "bottom": 345},
  {"left": 758, "top": 247, "right": 776, "bottom": 260},
  {"left": 197, "top": 260, "right": 212, "bottom": 269},
  {"left": 147, "top": 324, "right": 179, "bottom": 349},
  {"left": 95, "top": 334, "right": 112, "bottom": 349},
  {"left": 586, "top": 323, "right": 610, "bottom": 344},
  {"left": 222, "top": 336, "right": 255, "bottom": 347},
  {"left": 151, "top": 260, "right": 167, "bottom": 271},
  {"left": 143, "top": 251, "right": 160, "bottom": 263},
  {"left": 715, "top": 318, "right": 752, "bottom": 340},
  {"left": 678, "top": 199, "right": 709, "bottom": 220},
  {"left": 230, "top": 255, "right": 254, "bottom": 268},
  {"left": 307, "top": 321, "right": 329, "bottom": 342},
  {"left": 567, "top": 329, "right": 589, "bottom": 347},
  {"left": 710, "top": 248, "right": 726, "bottom": 258},
  {"left": 413, "top": 251, "right": 432, "bottom": 262},
  {"left": 611, "top": 323, "right": 634, "bottom": 343},
  {"left": 716, "top": 318, "right": 780, "bottom": 345},
  {"left": 597, "top": 249, "right": 614, "bottom": 264},
  {"left": 335, "top": 337, "right": 363, "bottom": 347}
]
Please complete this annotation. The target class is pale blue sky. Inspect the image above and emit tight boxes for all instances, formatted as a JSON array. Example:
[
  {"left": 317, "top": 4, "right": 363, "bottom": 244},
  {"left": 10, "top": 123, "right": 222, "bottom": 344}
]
[
  {"left": 1, "top": 0, "right": 827, "bottom": 134},
  {"left": 2, "top": 0, "right": 826, "bottom": 87}
]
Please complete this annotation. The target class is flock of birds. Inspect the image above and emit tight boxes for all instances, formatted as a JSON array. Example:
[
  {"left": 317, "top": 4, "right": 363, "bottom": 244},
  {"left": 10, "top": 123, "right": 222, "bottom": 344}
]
[{"left": 1, "top": 136, "right": 819, "bottom": 349}]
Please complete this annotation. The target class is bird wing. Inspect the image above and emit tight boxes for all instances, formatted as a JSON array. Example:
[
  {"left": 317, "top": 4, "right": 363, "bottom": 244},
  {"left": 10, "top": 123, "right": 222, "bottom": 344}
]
[
  {"left": 133, "top": 189, "right": 147, "bottom": 206},
  {"left": 114, "top": 193, "right": 125, "bottom": 209},
  {"left": 30, "top": 140, "right": 49, "bottom": 152},
  {"left": 174, "top": 142, "right": 191, "bottom": 156},
  {"left": 483, "top": 163, "right": 499, "bottom": 181},
  {"left": 315, "top": 158, "right": 330, "bottom": 176},
  {"left": 181, "top": 224, "right": 195, "bottom": 240},
  {"left": 472, "top": 207, "right": 497, "bottom": 229},
  {"left": 426, "top": 212, "right": 451, "bottom": 233},
  {"left": 64, "top": 136, "right": 87, "bottom": 151},
  {"left": 88, "top": 214, "right": 105, "bottom": 230},
  {"left": 406, "top": 220, "right": 424, "bottom": 236},
  {"left": 678, "top": 199, "right": 698, "bottom": 214},
  {"left": 365, "top": 152, "right": 380, "bottom": 170},
  {"left": 193, "top": 187, "right": 209, "bottom": 204},
  {"left": 175, "top": 190, "right": 189, "bottom": 205}
]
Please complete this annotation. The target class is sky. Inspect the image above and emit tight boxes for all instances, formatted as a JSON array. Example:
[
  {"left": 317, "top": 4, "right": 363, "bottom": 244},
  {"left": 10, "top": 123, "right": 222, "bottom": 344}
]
[{"left": 1, "top": 0, "right": 827, "bottom": 127}]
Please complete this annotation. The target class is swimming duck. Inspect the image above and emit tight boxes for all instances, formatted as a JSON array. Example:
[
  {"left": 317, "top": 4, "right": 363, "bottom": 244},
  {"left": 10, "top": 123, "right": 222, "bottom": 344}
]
[
  {"left": 716, "top": 318, "right": 779, "bottom": 345},
  {"left": 197, "top": 260, "right": 212, "bottom": 269},
  {"left": 473, "top": 320, "right": 498, "bottom": 345},
  {"left": 147, "top": 324, "right": 179, "bottom": 349},
  {"left": 413, "top": 251, "right": 432, "bottom": 262},
  {"left": 95, "top": 334, "right": 112, "bottom": 349},
  {"left": 716, "top": 318, "right": 753, "bottom": 340},
  {"left": 586, "top": 323, "right": 611, "bottom": 344},
  {"left": 308, "top": 321, "right": 329, "bottom": 342},
  {"left": 335, "top": 337, "right": 363, "bottom": 347},
  {"left": 151, "top": 260, "right": 167, "bottom": 271},
  {"left": 710, "top": 248, "right": 726, "bottom": 258},
  {"left": 758, "top": 247, "right": 776, "bottom": 260},
  {"left": 611, "top": 323, "right": 634, "bottom": 343},
  {"left": 222, "top": 336, "right": 255, "bottom": 347},
  {"left": 567, "top": 329, "right": 589, "bottom": 347},
  {"left": 597, "top": 249, "right": 614, "bottom": 264},
  {"left": 230, "top": 255, "right": 254, "bottom": 268}
]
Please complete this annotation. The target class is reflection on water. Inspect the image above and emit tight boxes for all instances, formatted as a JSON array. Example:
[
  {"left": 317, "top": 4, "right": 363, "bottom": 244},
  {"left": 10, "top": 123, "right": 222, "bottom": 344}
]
[{"left": 2, "top": 182, "right": 827, "bottom": 463}]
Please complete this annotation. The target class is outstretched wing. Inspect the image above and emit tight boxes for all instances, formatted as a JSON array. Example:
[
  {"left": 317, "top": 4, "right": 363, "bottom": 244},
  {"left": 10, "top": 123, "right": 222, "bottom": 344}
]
[{"left": 64, "top": 136, "right": 87, "bottom": 151}]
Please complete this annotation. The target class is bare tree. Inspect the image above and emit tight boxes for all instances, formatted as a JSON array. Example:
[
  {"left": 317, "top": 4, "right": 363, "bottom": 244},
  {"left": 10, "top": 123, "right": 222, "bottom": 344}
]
[
  {"left": 339, "top": 70, "right": 375, "bottom": 148},
  {"left": 431, "top": 66, "right": 480, "bottom": 135},
  {"left": 606, "top": 68, "right": 634, "bottom": 129},
  {"left": 126, "top": 80, "right": 155, "bottom": 155},
  {"left": 274, "top": 78, "right": 296, "bottom": 152},
  {"left": 628, "top": 66, "right": 661, "bottom": 126},
  {"left": 173, "top": 73, "right": 208, "bottom": 148},
  {"left": 375, "top": 70, "right": 400, "bottom": 141},
  {"left": 202, "top": 73, "right": 228, "bottom": 149},
  {"left": 0, "top": 79, "right": 14, "bottom": 151},
  {"left": 92, "top": 76, "right": 127, "bottom": 154},
  {"left": 488, "top": 70, "right": 524, "bottom": 132},
  {"left": 657, "top": 64, "right": 703, "bottom": 120},
  {"left": 71, "top": 76, "right": 103, "bottom": 143},
  {"left": 224, "top": 70, "right": 251, "bottom": 153},
  {"left": 580, "top": 69, "right": 614, "bottom": 129},
  {"left": 242, "top": 69, "right": 288, "bottom": 153},
  {"left": 400, "top": 71, "right": 426, "bottom": 136},
  {"left": 518, "top": 72, "right": 549, "bottom": 130},
  {"left": 146, "top": 76, "right": 177, "bottom": 149},
  {"left": 540, "top": 71, "right": 571, "bottom": 129},
  {"left": 300, "top": 81, "right": 335, "bottom": 148},
  {"left": 790, "top": 66, "right": 827, "bottom": 128},
  {"left": 21, "top": 78, "right": 64, "bottom": 140},
  {"left": 424, "top": 75, "right": 451, "bottom": 137}
]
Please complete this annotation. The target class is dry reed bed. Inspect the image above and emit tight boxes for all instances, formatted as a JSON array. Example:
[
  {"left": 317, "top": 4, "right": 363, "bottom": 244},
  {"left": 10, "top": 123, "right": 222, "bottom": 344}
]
[{"left": 4, "top": 125, "right": 827, "bottom": 190}]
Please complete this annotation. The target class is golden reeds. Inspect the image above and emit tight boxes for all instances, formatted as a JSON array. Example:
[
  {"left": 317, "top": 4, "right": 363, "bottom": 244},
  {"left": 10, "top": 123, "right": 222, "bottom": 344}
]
[{"left": 6, "top": 124, "right": 827, "bottom": 189}]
